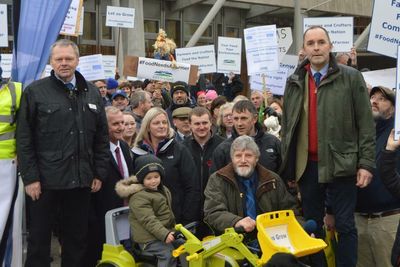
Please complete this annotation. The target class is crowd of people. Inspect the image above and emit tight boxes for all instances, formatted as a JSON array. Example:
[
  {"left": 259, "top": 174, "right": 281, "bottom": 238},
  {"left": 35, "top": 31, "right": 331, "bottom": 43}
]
[{"left": 2, "top": 24, "right": 398, "bottom": 267}]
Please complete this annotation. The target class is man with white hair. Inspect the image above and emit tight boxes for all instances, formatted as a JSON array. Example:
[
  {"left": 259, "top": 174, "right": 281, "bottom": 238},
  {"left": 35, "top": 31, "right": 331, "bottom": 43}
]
[{"left": 204, "top": 135, "right": 296, "bottom": 234}]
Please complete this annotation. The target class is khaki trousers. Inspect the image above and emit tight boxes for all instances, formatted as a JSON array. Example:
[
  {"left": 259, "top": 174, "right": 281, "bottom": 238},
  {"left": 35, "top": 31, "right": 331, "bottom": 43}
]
[{"left": 355, "top": 213, "right": 400, "bottom": 267}]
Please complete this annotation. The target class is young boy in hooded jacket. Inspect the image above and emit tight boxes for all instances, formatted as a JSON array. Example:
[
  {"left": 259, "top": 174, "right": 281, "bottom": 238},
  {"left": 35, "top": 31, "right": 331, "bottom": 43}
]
[{"left": 116, "top": 154, "right": 176, "bottom": 267}]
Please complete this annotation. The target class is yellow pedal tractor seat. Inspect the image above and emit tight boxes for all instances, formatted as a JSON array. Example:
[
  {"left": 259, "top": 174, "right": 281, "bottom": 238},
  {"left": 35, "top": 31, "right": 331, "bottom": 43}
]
[
  {"left": 257, "top": 210, "right": 327, "bottom": 264},
  {"left": 97, "top": 207, "right": 157, "bottom": 267}
]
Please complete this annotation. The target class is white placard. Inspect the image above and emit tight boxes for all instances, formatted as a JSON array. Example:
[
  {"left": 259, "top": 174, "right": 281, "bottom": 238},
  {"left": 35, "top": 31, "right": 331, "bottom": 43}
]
[
  {"left": 0, "top": 54, "right": 12, "bottom": 78},
  {"left": 41, "top": 65, "right": 53, "bottom": 78},
  {"left": 277, "top": 27, "right": 293, "bottom": 61},
  {"left": 394, "top": 46, "right": 400, "bottom": 140},
  {"left": 217, "top": 37, "right": 242, "bottom": 74},
  {"left": 102, "top": 55, "right": 116, "bottom": 79},
  {"left": 76, "top": 54, "right": 105, "bottom": 81},
  {"left": 361, "top": 68, "right": 396, "bottom": 89},
  {"left": 303, "top": 17, "right": 353, "bottom": 52},
  {"left": 60, "top": 0, "right": 83, "bottom": 36},
  {"left": 175, "top": 45, "right": 216, "bottom": 74},
  {"left": 368, "top": 1, "right": 400, "bottom": 58},
  {"left": 250, "top": 68, "right": 289, "bottom": 96},
  {"left": 264, "top": 224, "right": 295, "bottom": 253},
  {"left": 0, "top": 4, "right": 8, "bottom": 47},
  {"left": 106, "top": 6, "right": 135, "bottom": 28},
  {"left": 77, "top": 6, "right": 84, "bottom": 36},
  {"left": 244, "top": 25, "right": 279, "bottom": 75},
  {"left": 280, "top": 54, "right": 299, "bottom": 77},
  {"left": 136, "top": 57, "right": 191, "bottom": 83}
]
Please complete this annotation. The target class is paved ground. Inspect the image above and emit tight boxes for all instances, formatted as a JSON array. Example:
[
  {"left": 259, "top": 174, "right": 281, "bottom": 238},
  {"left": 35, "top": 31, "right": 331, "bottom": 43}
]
[{"left": 23, "top": 235, "right": 61, "bottom": 266}]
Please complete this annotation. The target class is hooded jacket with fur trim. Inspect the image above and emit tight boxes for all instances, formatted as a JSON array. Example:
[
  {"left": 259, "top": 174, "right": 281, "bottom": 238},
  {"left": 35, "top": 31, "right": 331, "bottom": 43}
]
[{"left": 115, "top": 176, "right": 175, "bottom": 244}]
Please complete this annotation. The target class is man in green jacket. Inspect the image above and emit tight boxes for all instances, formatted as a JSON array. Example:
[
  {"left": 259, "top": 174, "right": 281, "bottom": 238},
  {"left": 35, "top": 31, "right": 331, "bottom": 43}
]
[
  {"left": 280, "top": 26, "right": 375, "bottom": 267},
  {"left": 204, "top": 135, "right": 296, "bottom": 234}
]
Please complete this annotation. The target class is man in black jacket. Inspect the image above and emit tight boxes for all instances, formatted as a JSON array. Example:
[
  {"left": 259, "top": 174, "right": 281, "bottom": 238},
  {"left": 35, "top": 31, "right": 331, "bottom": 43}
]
[
  {"left": 355, "top": 86, "right": 400, "bottom": 266},
  {"left": 379, "top": 129, "right": 400, "bottom": 266},
  {"left": 85, "top": 106, "right": 134, "bottom": 267},
  {"left": 17, "top": 39, "right": 109, "bottom": 267},
  {"left": 183, "top": 107, "right": 224, "bottom": 198},
  {"left": 211, "top": 100, "right": 281, "bottom": 174}
]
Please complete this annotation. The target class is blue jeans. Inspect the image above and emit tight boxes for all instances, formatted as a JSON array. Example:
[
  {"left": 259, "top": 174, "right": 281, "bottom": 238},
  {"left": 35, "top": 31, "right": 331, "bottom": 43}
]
[{"left": 299, "top": 161, "right": 358, "bottom": 267}]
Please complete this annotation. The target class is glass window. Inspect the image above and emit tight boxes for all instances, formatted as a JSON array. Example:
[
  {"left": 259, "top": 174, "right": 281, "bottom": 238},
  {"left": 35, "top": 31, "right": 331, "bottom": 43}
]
[
  {"left": 226, "top": 27, "right": 239, "bottom": 38},
  {"left": 184, "top": 23, "right": 212, "bottom": 38},
  {"left": 100, "top": 46, "right": 115, "bottom": 55},
  {"left": 82, "top": 11, "right": 96, "bottom": 40},
  {"left": 144, "top": 20, "right": 159, "bottom": 33},
  {"left": 145, "top": 39, "right": 156, "bottom": 58},
  {"left": 101, "top": 15, "right": 112, "bottom": 40},
  {"left": 166, "top": 20, "right": 181, "bottom": 47}
]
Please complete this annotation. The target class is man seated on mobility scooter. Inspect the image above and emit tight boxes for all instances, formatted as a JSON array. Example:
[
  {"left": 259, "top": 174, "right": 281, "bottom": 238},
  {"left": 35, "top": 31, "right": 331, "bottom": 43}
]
[
  {"left": 171, "top": 136, "right": 326, "bottom": 266},
  {"left": 204, "top": 135, "right": 297, "bottom": 236}
]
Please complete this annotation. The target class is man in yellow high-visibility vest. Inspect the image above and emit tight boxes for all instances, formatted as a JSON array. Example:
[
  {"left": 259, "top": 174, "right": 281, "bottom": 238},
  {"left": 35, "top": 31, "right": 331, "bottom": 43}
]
[{"left": 0, "top": 59, "right": 22, "bottom": 266}]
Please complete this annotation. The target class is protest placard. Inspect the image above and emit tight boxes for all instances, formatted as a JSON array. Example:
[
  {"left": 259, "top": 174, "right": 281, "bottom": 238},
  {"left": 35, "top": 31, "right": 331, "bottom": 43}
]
[
  {"left": 41, "top": 65, "right": 52, "bottom": 78},
  {"left": 395, "top": 46, "right": 400, "bottom": 140},
  {"left": 244, "top": 25, "right": 279, "bottom": 75},
  {"left": 217, "top": 37, "right": 242, "bottom": 74},
  {"left": 368, "top": 1, "right": 400, "bottom": 58},
  {"left": 280, "top": 54, "right": 298, "bottom": 76},
  {"left": 304, "top": 17, "right": 353, "bottom": 52},
  {"left": 76, "top": 54, "right": 105, "bottom": 81},
  {"left": 106, "top": 6, "right": 135, "bottom": 28},
  {"left": 123, "top": 56, "right": 199, "bottom": 85},
  {"left": 0, "top": 4, "right": 8, "bottom": 47},
  {"left": 277, "top": 27, "right": 293, "bottom": 61},
  {"left": 103, "top": 55, "right": 116, "bottom": 79},
  {"left": 176, "top": 45, "right": 216, "bottom": 74},
  {"left": 60, "top": 0, "right": 83, "bottom": 36},
  {"left": 0, "top": 54, "right": 12, "bottom": 78},
  {"left": 250, "top": 68, "right": 289, "bottom": 96},
  {"left": 361, "top": 68, "right": 396, "bottom": 89}
]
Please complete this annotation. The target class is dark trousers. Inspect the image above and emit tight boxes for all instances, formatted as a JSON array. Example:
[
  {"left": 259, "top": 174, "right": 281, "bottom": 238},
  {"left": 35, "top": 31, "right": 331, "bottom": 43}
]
[
  {"left": 25, "top": 188, "right": 91, "bottom": 267},
  {"left": 299, "top": 161, "right": 358, "bottom": 267}
]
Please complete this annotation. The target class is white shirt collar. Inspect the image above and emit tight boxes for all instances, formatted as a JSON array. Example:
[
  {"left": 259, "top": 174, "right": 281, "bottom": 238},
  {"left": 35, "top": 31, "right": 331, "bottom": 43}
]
[{"left": 110, "top": 140, "right": 121, "bottom": 152}]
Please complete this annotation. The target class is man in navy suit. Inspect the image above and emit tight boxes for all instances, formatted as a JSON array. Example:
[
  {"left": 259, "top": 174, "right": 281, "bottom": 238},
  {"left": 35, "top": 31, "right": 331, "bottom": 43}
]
[{"left": 84, "top": 106, "right": 134, "bottom": 266}]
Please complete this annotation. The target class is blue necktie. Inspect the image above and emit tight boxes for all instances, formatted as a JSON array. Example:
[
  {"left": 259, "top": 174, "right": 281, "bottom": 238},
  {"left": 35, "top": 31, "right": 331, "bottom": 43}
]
[
  {"left": 243, "top": 179, "right": 256, "bottom": 220},
  {"left": 313, "top": 72, "right": 322, "bottom": 87},
  {"left": 66, "top": 83, "right": 74, "bottom": 91}
]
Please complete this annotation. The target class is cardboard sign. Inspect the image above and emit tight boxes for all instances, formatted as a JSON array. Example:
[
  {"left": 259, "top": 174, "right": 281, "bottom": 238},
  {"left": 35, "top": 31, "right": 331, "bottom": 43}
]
[
  {"left": 76, "top": 54, "right": 105, "bottom": 81},
  {"left": 175, "top": 45, "right": 216, "bottom": 74},
  {"left": 0, "top": 54, "right": 12, "bottom": 78},
  {"left": 77, "top": 6, "right": 84, "bottom": 36},
  {"left": 368, "top": 1, "right": 400, "bottom": 58},
  {"left": 304, "top": 17, "right": 353, "bottom": 52},
  {"left": 217, "top": 37, "right": 242, "bottom": 74},
  {"left": 277, "top": 27, "right": 293, "bottom": 61},
  {"left": 60, "top": 0, "right": 83, "bottom": 36},
  {"left": 123, "top": 56, "right": 199, "bottom": 85},
  {"left": 244, "top": 25, "right": 279, "bottom": 75},
  {"left": 0, "top": 4, "right": 8, "bottom": 47},
  {"left": 106, "top": 6, "right": 135, "bottom": 28}
]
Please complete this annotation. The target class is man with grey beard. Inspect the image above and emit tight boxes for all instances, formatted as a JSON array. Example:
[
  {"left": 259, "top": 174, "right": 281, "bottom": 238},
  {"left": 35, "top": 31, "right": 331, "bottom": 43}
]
[
  {"left": 355, "top": 86, "right": 400, "bottom": 267},
  {"left": 203, "top": 135, "right": 296, "bottom": 234}
]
